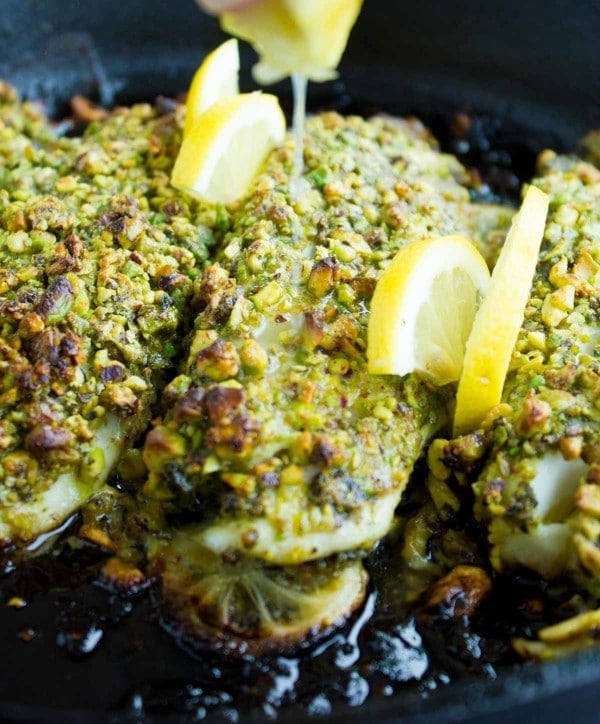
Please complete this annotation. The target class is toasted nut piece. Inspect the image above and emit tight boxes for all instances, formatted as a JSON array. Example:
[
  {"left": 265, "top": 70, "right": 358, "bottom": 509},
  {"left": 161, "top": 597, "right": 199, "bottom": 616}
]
[
  {"left": 515, "top": 391, "right": 552, "bottom": 436},
  {"left": 71, "top": 95, "right": 109, "bottom": 123},
  {"left": 423, "top": 565, "right": 492, "bottom": 617},
  {"left": 101, "top": 557, "right": 146, "bottom": 593},
  {"left": 78, "top": 524, "right": 117, "bottom": 553},
  {"left": 559, "top": 435, "right": 583, "bottom": 460}
]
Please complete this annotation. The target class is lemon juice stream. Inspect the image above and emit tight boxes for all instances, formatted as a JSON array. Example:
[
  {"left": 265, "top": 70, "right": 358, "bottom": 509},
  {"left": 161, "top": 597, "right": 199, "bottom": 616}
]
[{"left": 291, "top": 73, "right": 308, "bottom": 199}]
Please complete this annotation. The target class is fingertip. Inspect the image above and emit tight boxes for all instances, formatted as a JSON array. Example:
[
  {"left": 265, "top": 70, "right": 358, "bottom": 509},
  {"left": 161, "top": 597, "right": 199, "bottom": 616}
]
[{"left": 196, "top": 0, "right": 259, "bottom": 15}]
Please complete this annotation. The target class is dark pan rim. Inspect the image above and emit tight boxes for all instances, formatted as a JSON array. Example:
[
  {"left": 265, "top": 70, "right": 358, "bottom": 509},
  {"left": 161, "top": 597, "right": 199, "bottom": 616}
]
[{"left": 1, "top": 645, "right": 600, "bottom": 723}]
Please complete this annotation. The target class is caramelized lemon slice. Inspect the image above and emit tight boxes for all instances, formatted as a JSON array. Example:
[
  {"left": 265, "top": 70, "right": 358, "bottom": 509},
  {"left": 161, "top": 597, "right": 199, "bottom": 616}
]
[
  {"left": 454, "top": 185, "right": 549, "bottom": 435},
  {"left": 221, "top": 0, "right": 363, "bottom": 84},
  {"left": 184, "top": 38, "right": 240, "bottom": 137},
  {"left": 367, "top": 235, "right": 491, "bottom": 386},
  {"left": 171, "top": 92, "right": 285, "bottom": 204},
  {"left": 151, "top": 531, "right": 368, "bottom": 656}
]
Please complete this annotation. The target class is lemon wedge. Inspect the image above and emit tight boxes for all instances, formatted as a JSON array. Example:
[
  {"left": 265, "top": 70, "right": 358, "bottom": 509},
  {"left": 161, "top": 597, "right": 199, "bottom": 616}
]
[
  {"left": 184, "top": 38, "right": 240, "bottom": 137},
  {"left": 171, "top": 92, "right": 285, "bottom": 204},
  {"left": 453, "top": 185, "right": 549, "bottom": 435},
  {"left": 367, "top": 235, "right": 491, "bottom": 386},
  {"left": 221, "top": 0, "right": 363, "bottom": 84}
]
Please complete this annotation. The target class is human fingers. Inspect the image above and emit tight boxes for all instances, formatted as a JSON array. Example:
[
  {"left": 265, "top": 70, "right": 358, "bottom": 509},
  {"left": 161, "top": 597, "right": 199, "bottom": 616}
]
[{"left": 196, "top": 0, "right": 261, "bottom": 15}]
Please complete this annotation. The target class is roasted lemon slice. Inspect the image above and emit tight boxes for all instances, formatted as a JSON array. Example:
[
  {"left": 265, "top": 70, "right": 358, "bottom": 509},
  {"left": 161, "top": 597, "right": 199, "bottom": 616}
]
[
  {"left": 367, "top": 235, "right": 491, "bottom": 386},
  {"left": 171, "top": 92, "right": 285, "bottom": 204},
  {"left": 221, "top": 0, "right": 363, "bottom": 84},
  {"left": 150, "top": 530, "right": 368, "bottom": 655},
  {"left": 184, "top": 38, "right": 240, "bottom": 136},
  {"left": 454, "top": 185, "right": 549, "bottom": 434}
]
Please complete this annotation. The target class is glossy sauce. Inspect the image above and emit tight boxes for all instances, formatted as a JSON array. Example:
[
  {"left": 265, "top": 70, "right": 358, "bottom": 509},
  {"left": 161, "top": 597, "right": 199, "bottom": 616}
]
[{"left": 0, "top": 507, "right": 575, "bottom": 720}]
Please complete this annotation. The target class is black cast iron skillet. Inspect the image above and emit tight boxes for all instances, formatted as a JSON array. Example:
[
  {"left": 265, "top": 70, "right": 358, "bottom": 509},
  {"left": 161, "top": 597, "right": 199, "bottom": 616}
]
[{"left": 0, "top": 1, "right": 599, "bottom": 722}]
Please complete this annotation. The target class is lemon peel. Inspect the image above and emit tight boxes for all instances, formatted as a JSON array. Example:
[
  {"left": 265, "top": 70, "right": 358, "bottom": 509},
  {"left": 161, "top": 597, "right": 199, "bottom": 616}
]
[
  {"left": 453, "top": 185, "right": 549, "bottom": 435},
  {"left": 367, "top": 235, "right": 491, "bottom": 386},
  {"left": 184, "top": 38, "right": 240, "bottom": 137}
]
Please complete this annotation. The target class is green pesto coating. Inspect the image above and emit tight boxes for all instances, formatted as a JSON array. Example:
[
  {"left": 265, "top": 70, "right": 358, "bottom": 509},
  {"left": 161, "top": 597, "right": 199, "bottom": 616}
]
[
  {"left": 0, "top": 83, "right": 216, "bottom": 543},
  {"left": 142, "top": 111, "right": 505, "bottom": 560},
  {"left": 458, "top": 152, "right": 600, "bottom": 582},
  {"left": 0, "top": 85, "right": 508, "bottom": 553}
]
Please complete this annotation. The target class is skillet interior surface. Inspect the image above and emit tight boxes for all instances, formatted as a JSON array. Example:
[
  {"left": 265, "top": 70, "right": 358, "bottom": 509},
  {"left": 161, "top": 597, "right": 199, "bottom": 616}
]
[{"left": 0, "top": 1, "right": 599, "bottom": 722}]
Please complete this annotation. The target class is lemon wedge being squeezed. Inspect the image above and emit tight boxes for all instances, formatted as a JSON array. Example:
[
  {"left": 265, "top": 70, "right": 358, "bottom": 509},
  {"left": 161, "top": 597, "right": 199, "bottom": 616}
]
[
  {"left": 221, "top": 0, "right": 363, "bottom": 84},
  {"left": 173, "top": 1, "right": 362, "bottom": 203}
]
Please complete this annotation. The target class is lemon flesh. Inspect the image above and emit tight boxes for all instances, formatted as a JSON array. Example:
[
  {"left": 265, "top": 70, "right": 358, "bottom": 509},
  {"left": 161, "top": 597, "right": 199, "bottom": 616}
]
[
  {"left": 171, "top": 92, "right": 286, "bottom": 204},
  {"left": 184, "top": 38, "right": 239, "bottom": 137},
  {"left": 367, "top": 235, "right": 491, "bottom": 386},
  {"left": 221, "top": 0, "right": 363, "bottom": 84},
  {"left": 152, "top": 532, "right": 368, "bottom": 655},
  {"left": 454, "top": 185, "right": 549, "bottom": 435}
]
